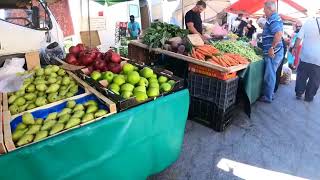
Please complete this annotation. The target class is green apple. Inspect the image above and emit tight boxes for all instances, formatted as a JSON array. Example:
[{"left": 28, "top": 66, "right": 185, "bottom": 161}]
[
  {"left": 149, "top": 82, "right": 160, "bottom": 88},
  {"left": 168, "top": 80, "right": 176, "bottom": 86},
  {"left": 141, "top": 67, "right": 153, "bottom": 78},
  {"left": 127, "top": 71, "right": 141, "bottom": 85},
  {"left": 160, "top": 83, "right": 172, "bottom": 92},
  {"left": 133, "top": 86, "right": 147, "bottom": 94},
  {"left": 120, "top": 83, "right": 135, "bottom": 92},
  {"left": 102, "top": 71, "right": 114, "bottom": 83},
  {"left": 147, "top": 87, "right": 160, "bottom": 97},
  {"left": 138, "top": 77, "right": 149, "bottom": 87},
  {"left": 151, "top": 74, "right": 157, "bottom": 79},
  {"left": 158, "top": 76, "right": 168, "bottom": 84},
  {"left": 108, "top": 83, "right": 120, "bottom": 92},
  {"left": 121, "top": 91, "right": 133, "bottom": 99},
  {"left": 134, "top": 92, "right": 148, "bottom": 102},
  {"left": 133, "top": 66, "right": 139, "bottom": 71},
  {"left": 122, "top": 63, "right": 135, "bottom": 74},
  {"left": 91, "top": 71, "right": 102, "bottom": 81},
  {"left": 113, "top": 75, "right": 126, "bottom": 86},
  {"left": 148, "top": 78, "right": 158, "bottom": 84}
]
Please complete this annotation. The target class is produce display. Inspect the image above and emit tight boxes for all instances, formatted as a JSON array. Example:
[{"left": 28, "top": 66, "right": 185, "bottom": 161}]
[
  {"left": 11, "top": 99, "right": 108, "bottom": 147},
  {"left": 8, "top": 65, "right": 80, "bottom": 115},
  {"left": 227, "top": 33, "right": 239, "bottom": 40},
  {"left": 190, "top": 45, "right": 249, "bottom": 67},
  {"left": 210, "top": 40, "right": 261, "bottom": 62},
  {"left": 65, "top": 44, "right": 122, "bottom": 74},
  {"left": 142, "top": 22, "right": 189, "bottom": 49},
  {"left": 87, "top": 63, "right": 176, "bottom": 102}
]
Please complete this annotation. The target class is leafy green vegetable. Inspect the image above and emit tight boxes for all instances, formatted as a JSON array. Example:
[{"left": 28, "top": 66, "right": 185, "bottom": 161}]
[
  {"left": 211, "top": 40, "right": 261, "bottom": 62},
  {"left": 143, "top": 22, "right": 189, "bottom": 48}
]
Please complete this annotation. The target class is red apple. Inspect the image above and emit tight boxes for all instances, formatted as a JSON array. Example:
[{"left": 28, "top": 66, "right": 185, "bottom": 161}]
[
  {"left": 94, "top": 58, "right": 108, "bottom": 71},
  {"left": 79, "top": 52, "right": 95, "bottom": 66},
  {"left": 108, "top": 62, "right": 122, "bottom": 74},
  {"left": 110, "top": 52, "right": 121, "bottom": 63},
  {"left": 69, "top": 46, "right": 80, "bottom": 56},
  {"left": 76, "top": 43, "right": 86, "bottom": 52},
  {"left": 104, "top": 50, "right": 113, "bottom": 62},
  {"left": 65, "top": 53, "right": 78, "bottom": 65}
]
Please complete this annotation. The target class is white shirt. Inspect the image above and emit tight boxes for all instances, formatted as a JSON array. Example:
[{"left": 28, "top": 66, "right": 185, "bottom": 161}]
[{"left": 297, "top": 17, "right": 320, "bottom": 66}]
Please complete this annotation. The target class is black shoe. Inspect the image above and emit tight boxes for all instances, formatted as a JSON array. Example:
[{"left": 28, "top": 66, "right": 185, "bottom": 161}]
[
  {"left": 304, "top": 97, "right": 314, "bottom": 102},
  {"left": 296, "top": 94, "right": 303, "bottom": 100}
]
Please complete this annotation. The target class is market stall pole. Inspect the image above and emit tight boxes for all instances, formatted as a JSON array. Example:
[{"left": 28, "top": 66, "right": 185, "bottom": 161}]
[{"left": 0, "top": 89, "right": 189, "bottom": 180}]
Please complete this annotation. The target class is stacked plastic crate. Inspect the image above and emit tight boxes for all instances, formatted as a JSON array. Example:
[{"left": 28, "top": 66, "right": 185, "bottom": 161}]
[{"left": 188, "top": 72, "right": 239, "bottom": 132}]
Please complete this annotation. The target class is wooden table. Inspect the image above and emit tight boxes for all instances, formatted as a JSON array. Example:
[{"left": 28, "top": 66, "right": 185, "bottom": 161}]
[{"left": 129, "top": 40, "right": 249, "bottom": 73}]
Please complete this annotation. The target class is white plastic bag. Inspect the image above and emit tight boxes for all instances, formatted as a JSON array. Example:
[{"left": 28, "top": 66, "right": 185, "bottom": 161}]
[
  {"left": 0, "top": 57, "right": 27, "bottom": 92},
  {"left": 280, "top": 65, "right": 292, "bottom": 84},
  {"left": 0, "top": 73, "right": 32, "bottom": 93},
  {"left": 0, "top": 58, "right": 25, "bottom": 78}
]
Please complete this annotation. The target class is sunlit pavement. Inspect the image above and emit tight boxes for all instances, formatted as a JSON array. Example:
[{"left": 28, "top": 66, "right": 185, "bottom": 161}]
[{"left": 150, "top": 79, "right": 320, "bottom": 180}]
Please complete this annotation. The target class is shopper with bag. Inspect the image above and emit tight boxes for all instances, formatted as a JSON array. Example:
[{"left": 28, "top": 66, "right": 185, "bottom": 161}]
[{"left": 293, "top": 12, "right": 320, "bottom": 102}]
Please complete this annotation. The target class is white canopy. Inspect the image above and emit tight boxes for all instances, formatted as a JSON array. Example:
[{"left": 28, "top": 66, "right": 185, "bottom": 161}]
[{"left": 171, "top": 0, "right": 232, "bottom": 27}]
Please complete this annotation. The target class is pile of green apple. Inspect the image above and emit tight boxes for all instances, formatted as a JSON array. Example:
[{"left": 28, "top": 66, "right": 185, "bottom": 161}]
[
  {"left": 8, "top": 65, "right": 79, "bottom": 115},
  {"left": 90, "top": 63, "right": 175, "bottom": 102},
  {"left": 12, "top": 99, "right": 108, "bottom": 147}
]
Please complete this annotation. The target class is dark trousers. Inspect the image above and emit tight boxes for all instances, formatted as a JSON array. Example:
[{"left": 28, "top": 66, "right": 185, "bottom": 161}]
[
  {"left": 295, "top": 61, "right": 320, "bottom": 100},
  {"left": 274, "top": 59, "right": 284, "bottom": 93}
]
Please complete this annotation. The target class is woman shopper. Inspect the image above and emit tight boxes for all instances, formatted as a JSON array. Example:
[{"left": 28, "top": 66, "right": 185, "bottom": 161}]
[{"left": 287, "top": 21, "right": 302, "bottom": 70}]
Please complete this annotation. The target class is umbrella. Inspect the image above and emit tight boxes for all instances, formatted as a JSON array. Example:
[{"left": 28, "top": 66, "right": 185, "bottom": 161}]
[{"left": 226, "top": 0, "right": 309, "bottom": 20}]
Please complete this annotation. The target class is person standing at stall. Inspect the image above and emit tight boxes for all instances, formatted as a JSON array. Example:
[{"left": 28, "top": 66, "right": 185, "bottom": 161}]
[
  {"left": 128, "top": 15, "right": 141, "bottom": 40},
  {"left": 293, "top": 13, "right": 320, "bottom": 102},
  {"left": 245, "top": 20, "right": 257, "bottom": 39},
  {"left": 260, "top": 1, "right": 284, "bottom": 103},
  {"left": 185, "top": 1, "right": 206, "bottom": 35}
]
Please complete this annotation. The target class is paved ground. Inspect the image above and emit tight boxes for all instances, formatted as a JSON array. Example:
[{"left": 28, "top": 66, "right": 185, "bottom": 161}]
[{"left": 150, "top": 80, "right": 320, "bottom": 180}]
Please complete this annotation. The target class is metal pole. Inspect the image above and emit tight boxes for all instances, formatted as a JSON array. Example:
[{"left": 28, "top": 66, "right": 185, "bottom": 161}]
[
  {"left": 87, "top": 0, "right": 92, "bottom": 49},
  {"left": 182, "top": 0, "right": 185, "bottom": 29},
  {"left": 277, "top": 0, "right": 279, "bottom": 12}
]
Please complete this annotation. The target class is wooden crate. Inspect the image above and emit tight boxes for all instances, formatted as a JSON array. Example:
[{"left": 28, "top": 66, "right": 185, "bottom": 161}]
[
  {"left": 3, "top": 90, "right": 116, "bottom": 152},
  {"left": 2, "top": 70, "right": 92, "bottom": 117},
  {"left": 0, "top": 93, "right": 6, "bottom": 154},
  {"left": 128, "top": 43, "right": 160, "bottom": 65}
]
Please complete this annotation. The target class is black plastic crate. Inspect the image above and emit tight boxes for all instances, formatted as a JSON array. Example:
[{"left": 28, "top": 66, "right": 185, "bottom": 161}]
[
  {"left": 189, "top": 96, "right": 236, "bottom": 132},
  {"left": 75, "top": 60, "right": 185, "bottom": 112},
  {"left": 188, "top": 72, "right": 239, "bottom": 110}
]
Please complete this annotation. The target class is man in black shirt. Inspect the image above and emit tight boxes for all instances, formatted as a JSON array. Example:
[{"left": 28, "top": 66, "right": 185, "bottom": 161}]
[
  {"left": 235, "top": 14, "right": 247, "bottom": 37},
  {"left": 185, "top": 1, "right": 206, "bottom": 35},
  {"left": 246, "top": 20, "right": 256, "bottom": 39}
]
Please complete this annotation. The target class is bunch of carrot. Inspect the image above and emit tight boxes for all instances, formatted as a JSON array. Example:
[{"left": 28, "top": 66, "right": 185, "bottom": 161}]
[
  {"left": 190, "top": 45, "right": 220, "bottom": 61},
  {"left": 190, "top": 45, "right": 250, "bottom": 67},
  {"left": 208, "top": 53, "right": 249, "bottom": 67}
]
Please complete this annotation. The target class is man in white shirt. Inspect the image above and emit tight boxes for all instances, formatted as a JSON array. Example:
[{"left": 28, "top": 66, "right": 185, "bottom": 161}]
[{"left": 293, "top": 12, "right": 320, "bottom": 102}]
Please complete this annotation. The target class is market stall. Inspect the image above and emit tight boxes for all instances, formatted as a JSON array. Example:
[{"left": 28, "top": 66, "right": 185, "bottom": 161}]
[
  {"left": 0, "top": 43, "right": 189, "bottom": 180},
  {"left": 127, "top": 22, "right": 264, "bottom": 131}
]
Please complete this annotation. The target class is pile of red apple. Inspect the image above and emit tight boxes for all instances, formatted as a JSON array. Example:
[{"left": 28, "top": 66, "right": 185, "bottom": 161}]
[{"left": 65, "top": 44, "right": 122, "bottom": 74}]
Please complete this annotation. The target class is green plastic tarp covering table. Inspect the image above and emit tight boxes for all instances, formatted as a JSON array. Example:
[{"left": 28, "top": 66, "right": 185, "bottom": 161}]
[
  {"left": 238, "top": 60, "right": 264, "bottom": 116},
  {"left": 0, "top": 89, "right": 190, "bottom": 180},
  {"left": 238, "top": 60, "right": 264, "bottom": 104}
]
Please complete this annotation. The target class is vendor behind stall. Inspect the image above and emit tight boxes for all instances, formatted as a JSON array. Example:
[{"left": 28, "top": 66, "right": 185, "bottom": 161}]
[{"left": 185, "top": 1, "right": 206, "bottom": 35}]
